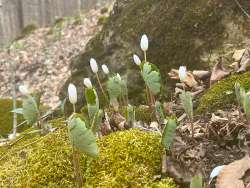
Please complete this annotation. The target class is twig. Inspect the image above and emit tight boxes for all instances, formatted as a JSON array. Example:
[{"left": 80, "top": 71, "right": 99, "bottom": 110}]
[{"left": 233, "top": 0, "right": 250, "bottom": 19}]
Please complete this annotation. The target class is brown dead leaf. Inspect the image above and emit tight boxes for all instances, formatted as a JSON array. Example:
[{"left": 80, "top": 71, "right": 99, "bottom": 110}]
[
  {"left": 216, "top": 155, "right": 250, "bottom": 188},
  {"left": 210, "top": 58, "right": 230, "bottom": 86},
  {"left": 233, "top": 49, "right": 246, "bottom": 62},
  {"left": 193, "top": 70, "right": 210, "bottom": 80}
]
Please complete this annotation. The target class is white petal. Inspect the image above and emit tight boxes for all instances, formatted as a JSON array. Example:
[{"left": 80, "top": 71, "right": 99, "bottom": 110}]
[
  {"left": 90, "top": 58, "right": 98, "bottom": 73},
  {"left": 102, "top": 64, "right": 109, "bottom": 74},
  {"left": 209, "top": 165, "right": 225, "bottom": 184},
  {"left": 140, "top": 34, "right": 149, "bottom": 51},
  {"left": 18, "top": 85, "right": 29, "bottom": 95},
  {"left": 68, "top": 83, "right": 77, "bottom": 104},
  {"left": 178, "top": 66, "right": 187, "bottom": 82},
  {"left": 133, "top": 54, "right": 141, "bottom": 66},
  {"left": 84, "top": 78, "right": 93, "bottom": 88}
]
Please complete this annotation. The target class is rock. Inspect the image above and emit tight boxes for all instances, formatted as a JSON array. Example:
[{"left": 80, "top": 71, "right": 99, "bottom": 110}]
[{"left": 61, "top": 0, "right": 250, "bottom": 108}]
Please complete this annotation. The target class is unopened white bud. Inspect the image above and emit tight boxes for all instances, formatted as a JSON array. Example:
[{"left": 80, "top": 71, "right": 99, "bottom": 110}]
[
  {"left": 178, "top": 66, "right": 187, "bottom": 82},
  {"left": 90, "top": 58, "right": 98, "bottom": 73},
  {"left": 140, "top": 34, "right": 149, "bottom": 51},
  {"left": 102, "top": 64, "right": 109, "bottom": 74},
  {"left": 68, "top": 83, "right": 77, "bottom": 104},
  {"left": 18, "top": 85, "right": 29, "bottom": 95},
  {"left": 84, "top": 78, "right": 93, "bottom": 88},
  {"left": 133, "top": 54, "right": 141, "bottom": 66},
  {"left": 117, "top": 73, "right": 121, "bottom": 80}
]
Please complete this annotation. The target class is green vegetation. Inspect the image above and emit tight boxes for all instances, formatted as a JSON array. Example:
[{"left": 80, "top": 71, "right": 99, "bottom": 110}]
[
  {"left": 97, "top": 16, "right": 109, "bottom": 25},
  {"left": 197, "top": 73, "right": 250, "bottom": 113},
  {"left": 15, "top": 24, "right": 37, "bottom": 40},
  {"left": 0, "top": 128, "right": 176, "bottom": 187},
  {"left": 0, "top": 98, "right": 28, "bottom": 137}
]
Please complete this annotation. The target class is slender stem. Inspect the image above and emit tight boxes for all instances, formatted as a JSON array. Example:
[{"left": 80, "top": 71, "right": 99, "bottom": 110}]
[
  {"left": 161, "top": 150, "right": 167, "bottom": 175},
  {"left": 146, "top": 86, "right": 151, "bottom": 106},
  {"left": 72, "top": 148, "right": 83, "bottom": 188},
  {"left": 144, "top": 51, "right": 147, "bottom": 63},
  {"left": 190, "top": 118, "right": 194, "bottom": 140},
  {"left": 96, "top": 73, "right": 108, "bottom": 102},
  {"left": 11, "top": 61, "right": 17, "bottom": 137},
  {"left": 73, "top": 104, "right": 76, "bottom": 113}
]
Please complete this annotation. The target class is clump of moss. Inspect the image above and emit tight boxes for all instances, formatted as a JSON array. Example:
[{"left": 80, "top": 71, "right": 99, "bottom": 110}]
[
  {"left": 197, "top": 72, "right": 250, "bottom": 113},
  {"left": 0, "top": 128, "right": 176, "bottom": 187},
  {"left": 98, "top": 16, "right": 109, "bottom": 25},
  {"left": 15, "top": 24, "right": 37, "bottom": 40},
  {"left": 0, "top": 98, "right": 29, "bottom": 137},
  {"left": 151, "top": 178, "right": 177, "bottom": 188}
]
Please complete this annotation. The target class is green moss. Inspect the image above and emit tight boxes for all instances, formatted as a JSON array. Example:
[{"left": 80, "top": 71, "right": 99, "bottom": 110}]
[
  {"left": 0, "top": 128, "right": 176, "bottom": 187},
  {"left": 53, "top": 18, "right": 65, "bottom": 28},
  {"left": 97, "top": 16, "right": 109, "bottom": 25},
  {"left": 151, "top": 179, "right": 177, "bottom": 188},
  {"left": 197, "top": 73, "right": 250, "bottom": 113},
  {"left": 0, "top": 98, "right": 29, "bottom": 137},
  {"left": 15, "top": 24, "right": 37, "bottom": 40}
]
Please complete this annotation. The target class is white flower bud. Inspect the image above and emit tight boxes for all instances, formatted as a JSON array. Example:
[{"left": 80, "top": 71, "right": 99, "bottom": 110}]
[
  {"left": 178, "top": 66, "right": 187, "bottom": 82},
  {"left": 140, "top": 34, "right": 149, "bottom": 51},
  {"left": 117, "top": 73, "right": 121, "bottom": 80},
  {"left": 102, "top": 64, "right": 109, "bottom": 74},
  {"left": 133, "top": 54, "right": 141, "bottom": 66},
  {"left": 84, "top": 78, "right": 93, "bottom": 88},
  {"left": 18, "top": 85, "right": 29, "bottom": 95},
  {"left": 68, "top": 83, "right": 77, "bottom": 104},
  {"left": 90, "top": 58, "right": 98, "bottom": 73}
]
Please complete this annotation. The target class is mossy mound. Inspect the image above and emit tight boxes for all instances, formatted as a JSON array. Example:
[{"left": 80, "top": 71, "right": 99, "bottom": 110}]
[
  {"left": 0, "top": 98, "right": 28, "bottom": 137},
  {"left": 197, "top": 72, "right": 250, "bottom": 113},
  {"left": 60, "top": 0, "right": 250, "bottom": 106},
  {"left": 0, "top": 128, "right": 176, "bottom": 187}
]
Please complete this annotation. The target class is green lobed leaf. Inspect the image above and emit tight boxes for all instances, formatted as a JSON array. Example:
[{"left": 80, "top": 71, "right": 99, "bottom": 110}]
[
  {"left": 85, "top": 88, "right": 99, "bottom": 120},
  {"left": 141, "top": 62, "right": 161, "bottom": 95},
  {"left": 161, "top": 117, "right": 177, "bottom": 150},
  {"left": 155, "top": 101, "right": 165, "bottom": 124},
  {"left": 190, "top": 175, "right": 203, "bottom": 188},
  {"left": 179, "top": 91, "right": 193, "bottom": 120},
  {"left": 91, "top": 110, "right": 104, "bottom": 134},
  {"left": 244, "top": 92, "right": 250, "bottom": 122},
  {"left": 234, "top": 82, "right": 241, "bottom": 105},
  {"left": 125, "top": 104, "right": 135, "bottom": 127},
  {"left": 68, "top": 117, "right": 98, "bottom": 158},
  {"left": 106, "top": 75, "right": 123, "bottom": 103},
  {"left": 22, "top": 95, "right": 39, "bottom": 124}
]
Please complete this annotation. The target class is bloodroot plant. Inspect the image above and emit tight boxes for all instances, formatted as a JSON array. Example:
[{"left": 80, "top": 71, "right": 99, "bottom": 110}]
[
  {"left": 234, "top": 82, "right": 250, "bottom": 123},
  {"left": 67, "top": 83, "right": 99, "bottom": 187},
  {"left": 133, "top": 34, "right": 161, "bottom": 106},
  {"left": 178, "top": 66, "right": 194, "bottom": 139},
  {"left": 106, "top": 73, "right": 128, "bottom": 110}
]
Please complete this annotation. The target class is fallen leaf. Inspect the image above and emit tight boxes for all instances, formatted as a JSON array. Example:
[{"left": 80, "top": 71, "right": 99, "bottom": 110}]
[
  {"left": 210, "top": 59, "right": 230, "bottom": 86},
  {"left": 216, "top": 155, "right": 250, "bottom": 188}
]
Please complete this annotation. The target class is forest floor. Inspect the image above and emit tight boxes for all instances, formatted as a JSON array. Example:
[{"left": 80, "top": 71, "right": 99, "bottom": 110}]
[{"left": 0, "top": 4, "right": 111, "bottom": 107}]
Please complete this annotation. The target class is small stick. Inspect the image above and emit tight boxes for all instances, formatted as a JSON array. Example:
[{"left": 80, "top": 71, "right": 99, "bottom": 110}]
[{"left": 96, "top": 73, "right": 108, "bottom": 102}]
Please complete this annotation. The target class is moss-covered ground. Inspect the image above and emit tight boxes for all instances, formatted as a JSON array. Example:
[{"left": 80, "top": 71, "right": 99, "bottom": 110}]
[
  {"left": 197, "top": 72, "right": 250, "bottom": 113},
  {"left": 0, "top": 127, "right": 176, "bottom": 187}
]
